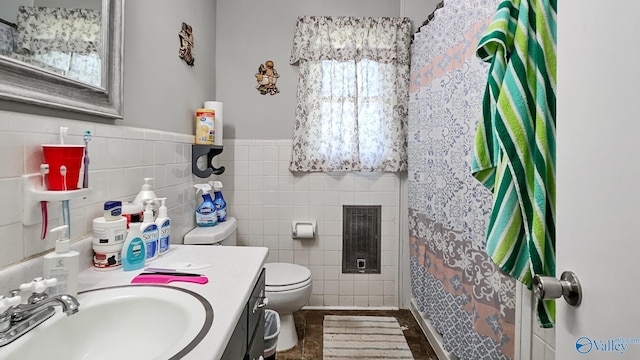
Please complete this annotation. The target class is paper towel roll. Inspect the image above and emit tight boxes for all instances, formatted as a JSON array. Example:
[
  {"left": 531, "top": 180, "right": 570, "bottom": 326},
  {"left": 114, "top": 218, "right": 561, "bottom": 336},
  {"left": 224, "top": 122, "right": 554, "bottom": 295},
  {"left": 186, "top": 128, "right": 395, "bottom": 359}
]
[{"left": 203, "top": 101, "right": 223, "bottom": 146}]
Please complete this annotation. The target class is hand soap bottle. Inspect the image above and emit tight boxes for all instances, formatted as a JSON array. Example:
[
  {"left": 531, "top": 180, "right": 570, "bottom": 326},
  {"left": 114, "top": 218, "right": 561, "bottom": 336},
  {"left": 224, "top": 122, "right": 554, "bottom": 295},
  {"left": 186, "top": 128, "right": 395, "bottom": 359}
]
[
  {"left": 195, "top": 183, "right": 217, "bottom": 227},
  {"left": 43, "top": 225, "right": 79, "bottom": 296},
  {"left": 134, "top": 178, "right": 158, "bottom": 214},
  {"left": 140, "top": 200, "right": 159, "bottom": 262},
  {"left": 155, "top": 197, "right": 171, "bottom": 255},
  {"left": 122, "top": 213, "right": 146, "bottom": 271},
  {"left": 210, "top": 181, "right": 227, "bottom": 222}
]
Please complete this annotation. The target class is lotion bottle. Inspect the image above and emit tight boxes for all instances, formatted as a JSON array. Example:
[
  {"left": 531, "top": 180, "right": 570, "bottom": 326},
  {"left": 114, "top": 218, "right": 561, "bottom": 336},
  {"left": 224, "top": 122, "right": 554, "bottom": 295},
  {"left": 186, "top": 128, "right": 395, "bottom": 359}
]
[
  {"left": 43, "top": 225, "right": 79, "bottom": 296},
  {"left": 134, "top": 178, "right": 158, "bottom": 214},
  {"left": 122, "top": 213, "right": 146, "bottom": 271},
  {"left": 140, "top": 200, "right": 159, "bottom": 261},
  {"left": 155, "top": 197, "right": 171, "bottom": 255}
]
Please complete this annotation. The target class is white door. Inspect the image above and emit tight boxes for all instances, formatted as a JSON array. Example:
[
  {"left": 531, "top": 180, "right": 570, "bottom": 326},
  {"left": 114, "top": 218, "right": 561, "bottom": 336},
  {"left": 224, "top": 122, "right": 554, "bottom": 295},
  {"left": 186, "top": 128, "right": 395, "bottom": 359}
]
[{"left": 556, "top": 1, "right": 640, "bottom": 358}]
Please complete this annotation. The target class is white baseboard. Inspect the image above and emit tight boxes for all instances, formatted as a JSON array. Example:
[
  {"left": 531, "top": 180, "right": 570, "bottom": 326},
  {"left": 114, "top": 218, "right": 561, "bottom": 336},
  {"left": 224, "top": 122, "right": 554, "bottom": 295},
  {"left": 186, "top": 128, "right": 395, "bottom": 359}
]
[{"left": 301, "top": 306, "right": 399, "bottom": 311}]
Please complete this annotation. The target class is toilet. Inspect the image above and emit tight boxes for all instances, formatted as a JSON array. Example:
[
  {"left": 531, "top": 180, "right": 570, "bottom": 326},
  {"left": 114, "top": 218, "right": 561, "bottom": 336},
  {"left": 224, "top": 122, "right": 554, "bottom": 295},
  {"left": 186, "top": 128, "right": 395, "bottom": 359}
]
[
  {"left": 183, "top": 217, "right": 312, "bottom": 352},
  {"left": 262, "top": 262, "right": 312, "bottom": 351},
  {"left": 183, "top": 217, "right": 238, "bottom": 246}
]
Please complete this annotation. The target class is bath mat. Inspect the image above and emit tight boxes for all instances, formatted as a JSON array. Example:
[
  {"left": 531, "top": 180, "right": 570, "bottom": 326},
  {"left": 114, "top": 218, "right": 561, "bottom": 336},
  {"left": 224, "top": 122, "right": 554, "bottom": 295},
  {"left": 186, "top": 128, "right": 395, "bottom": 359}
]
[{"left": 323, "top": 315, "right": 414, "bottom": 360}]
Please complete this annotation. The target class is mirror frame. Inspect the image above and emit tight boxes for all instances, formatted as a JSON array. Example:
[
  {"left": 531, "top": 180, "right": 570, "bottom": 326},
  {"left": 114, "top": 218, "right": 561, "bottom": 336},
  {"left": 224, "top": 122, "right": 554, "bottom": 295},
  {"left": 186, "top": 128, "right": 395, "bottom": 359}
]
[{"left": 0, "top": 0, "right": 123, "bottom": 119}]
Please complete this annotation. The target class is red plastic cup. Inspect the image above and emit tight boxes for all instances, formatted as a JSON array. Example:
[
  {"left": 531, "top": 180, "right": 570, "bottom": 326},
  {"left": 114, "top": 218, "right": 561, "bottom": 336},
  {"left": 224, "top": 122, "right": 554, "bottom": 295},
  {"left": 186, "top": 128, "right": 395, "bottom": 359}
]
[{"left": 42, "top": 145, "right": 85, "bottom": 191}]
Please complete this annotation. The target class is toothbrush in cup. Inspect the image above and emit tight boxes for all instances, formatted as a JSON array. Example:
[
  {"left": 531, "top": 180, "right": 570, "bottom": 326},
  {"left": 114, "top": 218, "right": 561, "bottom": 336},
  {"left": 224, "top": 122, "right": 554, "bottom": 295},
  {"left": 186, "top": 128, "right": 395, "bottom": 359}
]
[
  {"left": 40, "top": 164, "right": 49, "bottom": 240},
  {"left": 60, "top": 165, "right": 71, "bottom": 238},
  {"left": 82, "top": 131, "right": 90, "bottom": 188}
]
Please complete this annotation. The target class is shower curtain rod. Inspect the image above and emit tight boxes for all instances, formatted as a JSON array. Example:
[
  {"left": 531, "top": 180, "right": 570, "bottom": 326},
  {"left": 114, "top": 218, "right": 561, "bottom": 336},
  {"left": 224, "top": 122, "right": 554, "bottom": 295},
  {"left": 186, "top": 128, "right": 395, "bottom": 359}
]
[
  {"left": 0, "top": 18, "right": 17, "bottom": 29},
  {"left": 411, "top": 1, "right": 445, "bottom": 42},
  {"left": 419, "top": 1, "right": 445, "bottom": 28}
]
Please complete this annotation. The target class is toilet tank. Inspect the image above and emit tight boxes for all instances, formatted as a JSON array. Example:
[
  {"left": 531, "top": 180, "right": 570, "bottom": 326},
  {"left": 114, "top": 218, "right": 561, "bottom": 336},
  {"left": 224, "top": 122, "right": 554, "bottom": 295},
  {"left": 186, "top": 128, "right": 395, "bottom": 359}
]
[{"left": 183, "top": 217, "right": 237, "bottom": 246}]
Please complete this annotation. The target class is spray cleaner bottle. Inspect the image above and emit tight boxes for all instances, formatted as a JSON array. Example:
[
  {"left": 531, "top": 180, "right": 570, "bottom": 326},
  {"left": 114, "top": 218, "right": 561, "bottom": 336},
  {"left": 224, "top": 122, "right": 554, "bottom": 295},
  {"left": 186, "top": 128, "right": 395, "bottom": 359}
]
[
  {"left": 195, "top": 183, "right": 217, "bottom": 227},
  {"left": 210, "top": 181, "right": 227, "bottom": 222}
]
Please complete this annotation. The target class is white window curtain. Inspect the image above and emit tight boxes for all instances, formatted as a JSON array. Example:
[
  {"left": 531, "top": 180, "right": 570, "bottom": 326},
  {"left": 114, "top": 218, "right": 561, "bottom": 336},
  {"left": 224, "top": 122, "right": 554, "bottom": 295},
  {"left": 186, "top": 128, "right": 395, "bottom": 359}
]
[{"left": 289, "top": 16, "right": 411, "bottom": 172}]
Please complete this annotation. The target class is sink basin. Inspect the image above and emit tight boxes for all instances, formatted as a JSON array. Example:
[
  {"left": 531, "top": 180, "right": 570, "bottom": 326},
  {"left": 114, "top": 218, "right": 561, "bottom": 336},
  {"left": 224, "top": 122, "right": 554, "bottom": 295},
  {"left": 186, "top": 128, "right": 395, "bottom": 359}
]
[{"left": 1, "top": 285, "right": 213, "bottom": 360}]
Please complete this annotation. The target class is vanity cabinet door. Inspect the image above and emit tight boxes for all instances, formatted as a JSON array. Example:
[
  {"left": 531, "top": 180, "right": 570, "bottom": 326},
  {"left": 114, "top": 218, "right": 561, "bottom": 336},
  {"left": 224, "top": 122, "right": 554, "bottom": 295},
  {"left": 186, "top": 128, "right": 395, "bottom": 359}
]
[
  {"left": 246, "top": 312, "right": 265, "bottom": 360},
  {"left": 247, "top": 269, "right": 266, "bottom": 342},
  {"left": 246, "top": 268, "right": 266, "bottom": 360},
  {"left": 221, "top": 307, "right": 248, "bottom": 360}
]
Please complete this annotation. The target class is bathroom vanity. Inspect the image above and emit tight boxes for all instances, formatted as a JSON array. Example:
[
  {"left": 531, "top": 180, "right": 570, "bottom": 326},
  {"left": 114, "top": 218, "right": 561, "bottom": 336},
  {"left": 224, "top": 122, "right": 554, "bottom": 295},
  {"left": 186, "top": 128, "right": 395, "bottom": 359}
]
[{"left": 76, "top": 245, "right": 269, "bottom": 360}]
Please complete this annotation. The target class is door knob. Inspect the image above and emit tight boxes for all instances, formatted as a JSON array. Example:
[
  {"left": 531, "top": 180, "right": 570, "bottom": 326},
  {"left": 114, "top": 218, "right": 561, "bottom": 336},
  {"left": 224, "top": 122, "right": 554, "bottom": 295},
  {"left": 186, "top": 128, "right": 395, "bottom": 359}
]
[{"left": 532, "top": 271, "right": 582, "bottom": 306}]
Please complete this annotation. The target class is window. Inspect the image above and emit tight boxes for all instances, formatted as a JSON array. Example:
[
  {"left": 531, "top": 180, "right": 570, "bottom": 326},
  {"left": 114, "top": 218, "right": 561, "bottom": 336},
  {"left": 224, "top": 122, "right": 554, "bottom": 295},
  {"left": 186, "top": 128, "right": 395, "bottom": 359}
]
[{"left": 289, "top": 16, "right": 412, "bottom": 172}]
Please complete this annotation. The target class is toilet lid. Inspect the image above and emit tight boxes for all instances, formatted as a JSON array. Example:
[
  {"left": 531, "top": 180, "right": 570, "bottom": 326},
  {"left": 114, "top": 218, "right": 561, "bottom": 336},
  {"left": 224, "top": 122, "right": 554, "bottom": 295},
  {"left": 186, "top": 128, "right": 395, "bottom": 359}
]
[{"left": 264, "top": 263, "right": 311, "bottom": 286}]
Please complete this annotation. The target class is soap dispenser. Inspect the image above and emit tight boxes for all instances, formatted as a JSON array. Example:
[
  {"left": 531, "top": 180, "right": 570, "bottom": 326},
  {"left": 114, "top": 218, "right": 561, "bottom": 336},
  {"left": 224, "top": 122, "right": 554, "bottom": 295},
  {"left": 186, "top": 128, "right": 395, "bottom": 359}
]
[
  {"left": 134, "top": 178, "right": 158, "bottom": 212},
  {"left": 194, "top": 183, "right": 217, "bottom": 227},
  {"left": 43, "top": 225, "right": 79, "bottom": 296},
  {"left": 140, "top": 200, "right": 159, "bottom": 262},
  {"left": 155, "top": 197, "right": 171, "bottom": 255}
]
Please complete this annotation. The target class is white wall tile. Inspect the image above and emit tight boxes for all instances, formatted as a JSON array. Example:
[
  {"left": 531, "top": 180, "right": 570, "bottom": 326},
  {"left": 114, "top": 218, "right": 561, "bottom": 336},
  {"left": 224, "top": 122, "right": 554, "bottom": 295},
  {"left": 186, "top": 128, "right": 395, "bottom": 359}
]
[{"left": 0, "top": 223, "right": 24, "bottom": 267}]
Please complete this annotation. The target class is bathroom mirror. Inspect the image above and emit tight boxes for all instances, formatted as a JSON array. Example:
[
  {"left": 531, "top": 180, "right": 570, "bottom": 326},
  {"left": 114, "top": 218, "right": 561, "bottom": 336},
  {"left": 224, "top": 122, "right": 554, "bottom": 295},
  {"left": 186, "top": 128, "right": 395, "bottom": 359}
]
[{"left": 0, "top": 0, "right": 123, "bottom": 119}]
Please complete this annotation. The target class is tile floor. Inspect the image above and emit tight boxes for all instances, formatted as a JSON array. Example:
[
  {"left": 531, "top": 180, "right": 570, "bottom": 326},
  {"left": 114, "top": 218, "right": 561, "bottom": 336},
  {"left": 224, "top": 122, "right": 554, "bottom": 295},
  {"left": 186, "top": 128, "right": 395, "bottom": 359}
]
[{"left": 275, "top": 309, "right": 438, "bottom": 360}]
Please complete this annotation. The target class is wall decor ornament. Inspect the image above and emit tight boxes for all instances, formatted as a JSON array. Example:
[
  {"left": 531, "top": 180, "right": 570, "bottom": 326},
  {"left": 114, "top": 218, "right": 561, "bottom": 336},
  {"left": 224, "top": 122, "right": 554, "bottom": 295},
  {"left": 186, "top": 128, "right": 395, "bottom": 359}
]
[
  {"left": 255, "top": 60, "right": 280, "bottom": 95},
  {"left": 179, "top": 22, "right": 194, "bottom": 66}
]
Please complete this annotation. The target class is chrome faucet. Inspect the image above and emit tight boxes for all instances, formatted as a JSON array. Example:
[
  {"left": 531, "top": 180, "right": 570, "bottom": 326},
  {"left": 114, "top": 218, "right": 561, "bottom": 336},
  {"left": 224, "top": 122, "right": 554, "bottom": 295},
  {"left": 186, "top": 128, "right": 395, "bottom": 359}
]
[
  {"left": 0, "top": 278, "right": 80, "bottom": 347},
  {"left": 10, "top": 293, "right": 80, "bottom": 322}
]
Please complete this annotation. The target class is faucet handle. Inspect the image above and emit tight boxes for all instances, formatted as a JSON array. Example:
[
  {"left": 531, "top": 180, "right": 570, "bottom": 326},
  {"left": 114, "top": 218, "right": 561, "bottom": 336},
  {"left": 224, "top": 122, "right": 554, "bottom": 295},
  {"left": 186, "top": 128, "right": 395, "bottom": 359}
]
[
  {"left": 19, "top": 277, "right": 57, "bottom": 294},
  {"left": 0, "top": 295, "right": 21, "bottom": 313}
]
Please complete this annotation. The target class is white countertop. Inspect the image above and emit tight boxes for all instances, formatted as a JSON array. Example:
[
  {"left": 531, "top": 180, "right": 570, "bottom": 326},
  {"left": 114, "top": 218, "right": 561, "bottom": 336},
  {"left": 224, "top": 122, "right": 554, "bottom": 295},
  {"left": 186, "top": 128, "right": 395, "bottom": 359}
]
[{"left": 78, "top": 245, "right": 269, "bottom": 360}]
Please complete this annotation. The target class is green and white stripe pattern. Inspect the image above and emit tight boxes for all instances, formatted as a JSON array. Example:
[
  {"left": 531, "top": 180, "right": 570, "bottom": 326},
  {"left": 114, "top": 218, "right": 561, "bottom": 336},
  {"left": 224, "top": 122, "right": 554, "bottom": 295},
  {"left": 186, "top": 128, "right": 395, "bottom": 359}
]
[{"left": 472, "top": 0, "right": 557, "bottom": 328}]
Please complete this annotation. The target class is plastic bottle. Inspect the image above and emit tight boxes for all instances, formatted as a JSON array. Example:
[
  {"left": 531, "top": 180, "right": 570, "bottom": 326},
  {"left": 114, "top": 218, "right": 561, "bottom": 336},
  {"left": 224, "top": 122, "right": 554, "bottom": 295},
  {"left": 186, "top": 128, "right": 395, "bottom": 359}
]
[
  {"left": 155, "top": 197, "right": 171, "bottom": 255},
  {"left": 195, "top": 183, "right": 217, "bottom": 227},
  {"left": 122, "top": 213, "right": 146, "bottom": 271},
  {"left": 134, "top": 178, "right": 158, "bottom": 213},
  {"left": 43, "top": 225, "right": 79, "bottom": 296},
  {"left": 210, "top": 181, "right": 227, "bottom": 222},
  {"left": 140, "top": 200, "right": 159, "bottom": 262}
]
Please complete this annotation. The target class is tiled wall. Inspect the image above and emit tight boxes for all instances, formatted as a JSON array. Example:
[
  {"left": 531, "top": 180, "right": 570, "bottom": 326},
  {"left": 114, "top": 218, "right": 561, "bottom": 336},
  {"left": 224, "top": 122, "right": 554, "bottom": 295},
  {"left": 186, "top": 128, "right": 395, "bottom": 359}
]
[
  {"left": 532, "top": 307, "right": 556, "bottom": 359},
  {"left": 0, "top": 110, "right": 199, "bottom": 277},
  {"left": 0, "top": 113, "right": 401, "bottom": 308},
  {"left": 217, "top": 139, "right": 401, "bottom": 308}
]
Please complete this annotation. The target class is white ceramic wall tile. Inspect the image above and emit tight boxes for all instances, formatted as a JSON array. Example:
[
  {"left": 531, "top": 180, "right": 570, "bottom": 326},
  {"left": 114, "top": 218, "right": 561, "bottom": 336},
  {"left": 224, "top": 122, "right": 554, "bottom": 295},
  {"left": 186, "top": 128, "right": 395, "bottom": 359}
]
[
  {"left": 0, "top": 223, "right": 24, "bottom": 267},
  {"left": 324, "top": 295, "right": 339, "bottom": 306},
  {"left": 0, "top": 178, "right": 22, "bottom": 227},
  {"left": 532, "top": 335, "right": 546, "bottom": 360},
  {"left": 0, "top": 133, "right": 24, "bottom": 179},
  {"left": 339, "top": 296, "right": 354, "bottom": 306},
  {"left": 324, "top": 280, "right": 339, "bottom": 295}
]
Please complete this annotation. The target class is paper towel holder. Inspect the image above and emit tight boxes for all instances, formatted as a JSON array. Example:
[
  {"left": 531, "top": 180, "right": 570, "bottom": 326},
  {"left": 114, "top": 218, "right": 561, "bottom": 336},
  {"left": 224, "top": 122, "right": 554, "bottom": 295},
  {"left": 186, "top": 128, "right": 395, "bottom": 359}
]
[
  {"left": 192, "top": 144, "right": 225, "bottom": 178},
  {"left": 292, "top": 221, "right": 316, "bottom": 239}
]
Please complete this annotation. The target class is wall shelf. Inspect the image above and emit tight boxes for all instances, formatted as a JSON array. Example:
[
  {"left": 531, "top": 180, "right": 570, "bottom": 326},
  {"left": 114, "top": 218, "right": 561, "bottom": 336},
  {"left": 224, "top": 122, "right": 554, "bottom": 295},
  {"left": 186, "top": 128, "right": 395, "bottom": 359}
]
[
  {"left": 192, "top": 144, "right": 225, "bottom": 178},
  {"left": 22, "top": 174, "right": 92, "bottom": 226}
]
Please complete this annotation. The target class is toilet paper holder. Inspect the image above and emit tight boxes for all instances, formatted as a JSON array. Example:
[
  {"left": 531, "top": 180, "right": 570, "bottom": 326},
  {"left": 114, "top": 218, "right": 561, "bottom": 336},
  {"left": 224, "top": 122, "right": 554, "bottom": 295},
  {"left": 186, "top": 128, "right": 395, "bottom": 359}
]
[{"left": 292, "top": 221, "right": 316, "bottom": 239}]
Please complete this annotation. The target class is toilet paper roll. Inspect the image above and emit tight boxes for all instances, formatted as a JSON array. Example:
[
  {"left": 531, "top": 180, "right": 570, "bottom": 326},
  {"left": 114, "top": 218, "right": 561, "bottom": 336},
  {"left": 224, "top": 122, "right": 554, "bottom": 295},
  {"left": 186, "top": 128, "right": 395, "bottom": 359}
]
[
  {"left": 204, "top": 101, "right": 223, "bottom": 146},
  {"left": 294, "top": 223, "right": 314, "bottom": 238}
]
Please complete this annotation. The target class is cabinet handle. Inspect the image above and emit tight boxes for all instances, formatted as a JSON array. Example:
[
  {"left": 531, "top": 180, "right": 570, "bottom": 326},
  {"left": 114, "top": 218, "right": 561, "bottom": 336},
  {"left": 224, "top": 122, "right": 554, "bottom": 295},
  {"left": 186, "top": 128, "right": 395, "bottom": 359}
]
[{"left": 253, "top": 296, "right": 268, "bottom": 313}]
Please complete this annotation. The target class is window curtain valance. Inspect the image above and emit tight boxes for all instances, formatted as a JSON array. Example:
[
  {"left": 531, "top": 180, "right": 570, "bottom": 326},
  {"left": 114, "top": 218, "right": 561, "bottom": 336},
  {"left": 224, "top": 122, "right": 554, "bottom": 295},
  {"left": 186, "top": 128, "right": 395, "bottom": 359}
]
[
  {"left": 16, "top": 6, "right": 101, "bottom": 55},
  {"left": 288, "top": 16, "right": 411, "bottom": 172},
  {"left": 289, "top": 16, "right": 411, "bottom": 65}
]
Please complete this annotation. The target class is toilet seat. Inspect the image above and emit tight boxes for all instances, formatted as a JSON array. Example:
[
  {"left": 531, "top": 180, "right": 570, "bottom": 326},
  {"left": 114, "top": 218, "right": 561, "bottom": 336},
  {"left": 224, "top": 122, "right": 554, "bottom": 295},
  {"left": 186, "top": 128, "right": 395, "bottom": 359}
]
[{"left": 264, "top": 263, "right": 312, "bottom": 292}]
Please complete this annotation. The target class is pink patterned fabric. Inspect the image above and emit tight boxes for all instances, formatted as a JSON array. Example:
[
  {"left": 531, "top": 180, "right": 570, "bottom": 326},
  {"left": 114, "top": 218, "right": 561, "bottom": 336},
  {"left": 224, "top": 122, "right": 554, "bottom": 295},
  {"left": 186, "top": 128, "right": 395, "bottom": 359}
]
[{"left": 408, "top": 1, "right": 515, "bottom": 359}]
